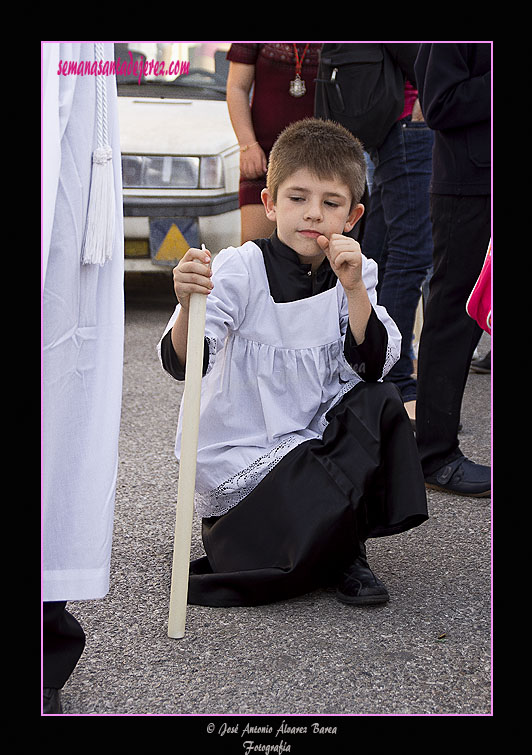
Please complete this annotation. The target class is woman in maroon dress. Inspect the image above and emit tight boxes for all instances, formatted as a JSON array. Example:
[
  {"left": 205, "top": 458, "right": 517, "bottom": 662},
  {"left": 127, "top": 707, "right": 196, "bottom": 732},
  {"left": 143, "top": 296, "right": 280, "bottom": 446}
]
[{"left": 226, "top": 43, "right": 322, "bottom": 242}]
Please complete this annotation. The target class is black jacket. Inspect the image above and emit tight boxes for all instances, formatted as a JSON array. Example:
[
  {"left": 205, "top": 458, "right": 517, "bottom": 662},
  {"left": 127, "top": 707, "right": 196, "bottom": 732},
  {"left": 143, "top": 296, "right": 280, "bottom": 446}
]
[{"left": 414, "top": 43, "right": 491, "bottom": 195}]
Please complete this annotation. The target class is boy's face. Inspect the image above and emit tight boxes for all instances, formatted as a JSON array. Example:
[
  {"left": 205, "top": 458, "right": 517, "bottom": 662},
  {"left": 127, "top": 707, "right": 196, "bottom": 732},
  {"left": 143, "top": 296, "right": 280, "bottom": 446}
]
[{"left": 261, "top": 168, "right": 364, "bottom": 268}]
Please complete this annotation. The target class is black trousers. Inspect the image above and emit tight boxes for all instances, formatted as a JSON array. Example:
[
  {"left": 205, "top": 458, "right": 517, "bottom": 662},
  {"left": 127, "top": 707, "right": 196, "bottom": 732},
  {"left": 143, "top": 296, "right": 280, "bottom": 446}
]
[
  {"left": 188, "top": 381, "right": 428, "bottom": 607},
  {"left": 43, "top": 602, "right": 86, "bottom": 689},
  {"left": 416, "top": 194, "right": 491, "bottom": 475}
]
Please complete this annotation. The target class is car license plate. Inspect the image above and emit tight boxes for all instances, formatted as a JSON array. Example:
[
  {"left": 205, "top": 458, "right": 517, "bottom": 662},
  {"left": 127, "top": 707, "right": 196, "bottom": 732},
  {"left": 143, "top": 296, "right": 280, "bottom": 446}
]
[{"left": 149, "top": 218, "right": 200, "bottom": 266}]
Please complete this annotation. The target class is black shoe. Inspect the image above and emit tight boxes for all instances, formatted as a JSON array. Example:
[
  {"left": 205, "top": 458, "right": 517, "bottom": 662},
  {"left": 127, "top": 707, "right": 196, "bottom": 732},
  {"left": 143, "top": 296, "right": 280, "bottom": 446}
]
[
  {"left": 425, "top": 456, "right": 491, "bottom": 497},
  {"left": 470, "top": 351, "right": 491, "bottom": 374},
  {"left": 336, "top": 548, "right": 389, "bottom": 606},
  {"left": 43, "top": 688, "right": 63, "bottom": 714}
]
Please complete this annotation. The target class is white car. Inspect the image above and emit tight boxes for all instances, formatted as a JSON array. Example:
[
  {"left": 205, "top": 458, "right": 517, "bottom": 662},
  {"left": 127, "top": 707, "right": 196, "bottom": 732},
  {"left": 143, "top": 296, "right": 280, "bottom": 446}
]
[{"left": 116, "top": 42, "right": 240, "bottom": 272}]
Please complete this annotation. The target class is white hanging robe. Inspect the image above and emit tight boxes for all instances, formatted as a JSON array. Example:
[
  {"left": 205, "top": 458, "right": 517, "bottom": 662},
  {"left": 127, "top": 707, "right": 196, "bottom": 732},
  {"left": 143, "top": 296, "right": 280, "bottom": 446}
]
[{"left": 42, "top": 42, "right": 124, "bottom": 601}]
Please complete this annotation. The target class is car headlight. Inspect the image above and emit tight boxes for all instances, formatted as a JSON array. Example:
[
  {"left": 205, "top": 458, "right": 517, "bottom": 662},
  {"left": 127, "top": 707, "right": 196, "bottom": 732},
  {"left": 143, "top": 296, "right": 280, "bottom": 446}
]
[
  {"left": 122, "top": 155, "right": 224, "bottom": 189},
  {"left": 199, "top": 156, "right": 224, "bottom": 189}
]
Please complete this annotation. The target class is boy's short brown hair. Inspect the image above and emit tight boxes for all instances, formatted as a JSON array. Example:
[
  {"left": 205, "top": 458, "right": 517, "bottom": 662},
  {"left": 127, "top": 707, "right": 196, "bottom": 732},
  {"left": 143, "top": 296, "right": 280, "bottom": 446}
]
[{"left": 266, "top": 118, "right": 367, "bottom": 208}]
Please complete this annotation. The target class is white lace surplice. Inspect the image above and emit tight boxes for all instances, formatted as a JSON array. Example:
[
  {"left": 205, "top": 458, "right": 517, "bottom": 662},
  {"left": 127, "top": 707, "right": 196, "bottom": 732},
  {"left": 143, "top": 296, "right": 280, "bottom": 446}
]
[{"left": 159, "top": 242, "right": 400, "bottom": 518}]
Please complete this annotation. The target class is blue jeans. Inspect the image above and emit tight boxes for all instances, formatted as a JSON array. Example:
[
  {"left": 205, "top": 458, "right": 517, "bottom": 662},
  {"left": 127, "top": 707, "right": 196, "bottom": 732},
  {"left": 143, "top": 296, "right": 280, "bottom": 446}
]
[{"left": 363, "top": 116, "right": 434, "bottom": 403}]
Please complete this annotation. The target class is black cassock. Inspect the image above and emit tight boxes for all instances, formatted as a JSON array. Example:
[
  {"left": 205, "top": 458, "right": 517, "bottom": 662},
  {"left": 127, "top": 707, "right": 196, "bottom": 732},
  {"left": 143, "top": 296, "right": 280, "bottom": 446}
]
[{"left": 161, "top": 233, "right": 428, "bottom": 606}]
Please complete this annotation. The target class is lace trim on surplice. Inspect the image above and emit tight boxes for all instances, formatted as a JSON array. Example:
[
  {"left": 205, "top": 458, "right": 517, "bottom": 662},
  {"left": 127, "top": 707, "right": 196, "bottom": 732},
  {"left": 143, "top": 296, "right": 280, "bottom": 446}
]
[{"left": 194, "top": 434, "right": 307, "bottom": 518}]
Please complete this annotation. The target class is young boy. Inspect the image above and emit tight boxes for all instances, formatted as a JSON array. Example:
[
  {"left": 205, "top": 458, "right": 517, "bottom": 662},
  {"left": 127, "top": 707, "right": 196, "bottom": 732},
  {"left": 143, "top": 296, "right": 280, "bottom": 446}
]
[{"left": 159, "top": 118, "right": 428, "bottom": 608}]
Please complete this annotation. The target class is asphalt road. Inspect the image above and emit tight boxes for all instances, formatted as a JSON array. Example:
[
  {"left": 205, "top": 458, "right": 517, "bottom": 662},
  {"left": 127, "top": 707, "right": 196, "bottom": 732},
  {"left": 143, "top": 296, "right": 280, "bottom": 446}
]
[{"left": 60, "top": 273, "right": 492, "bottom": 728}]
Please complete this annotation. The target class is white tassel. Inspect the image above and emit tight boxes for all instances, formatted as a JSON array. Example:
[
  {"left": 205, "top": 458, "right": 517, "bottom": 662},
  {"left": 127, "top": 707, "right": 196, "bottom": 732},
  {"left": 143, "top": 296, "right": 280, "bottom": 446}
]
[
  {"left": 81, "top": 146, "right": 115, "bottom": 265},
  {"left": 81, "top": 44, "right": 115, "bottom": 265}
]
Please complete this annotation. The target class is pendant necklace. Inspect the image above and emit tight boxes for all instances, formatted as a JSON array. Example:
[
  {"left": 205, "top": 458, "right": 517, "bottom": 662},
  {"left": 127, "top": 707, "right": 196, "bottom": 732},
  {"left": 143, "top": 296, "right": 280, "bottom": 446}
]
[{"left": 289, "top": 44, "right": 310, "bottom": 97}]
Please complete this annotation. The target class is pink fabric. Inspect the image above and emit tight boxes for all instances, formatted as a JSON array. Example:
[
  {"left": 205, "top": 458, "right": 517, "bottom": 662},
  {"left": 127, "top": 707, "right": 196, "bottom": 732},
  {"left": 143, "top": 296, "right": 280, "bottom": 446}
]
[
  {"left": 466, "top": 240, "right": 492, "bottom": 335},
  {"left": 399, "top": 80, "right": 418, "bottom": 120}
]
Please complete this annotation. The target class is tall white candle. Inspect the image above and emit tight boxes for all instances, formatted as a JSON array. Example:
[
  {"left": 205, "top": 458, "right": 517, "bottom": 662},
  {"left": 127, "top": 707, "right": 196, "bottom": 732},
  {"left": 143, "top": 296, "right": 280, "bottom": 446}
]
[{"left": 168, "top": 245, "right": 208, "bottom": 638}]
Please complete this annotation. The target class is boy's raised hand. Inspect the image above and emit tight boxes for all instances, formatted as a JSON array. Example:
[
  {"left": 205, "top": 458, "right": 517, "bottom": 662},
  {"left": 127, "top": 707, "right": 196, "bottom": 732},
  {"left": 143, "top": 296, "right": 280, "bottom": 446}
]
[
  {"left": 317, "top": 233, "right": 364, "bottom": 292},
  {"left": 173, "top": 247, "right": 213, "bottom": 311}
]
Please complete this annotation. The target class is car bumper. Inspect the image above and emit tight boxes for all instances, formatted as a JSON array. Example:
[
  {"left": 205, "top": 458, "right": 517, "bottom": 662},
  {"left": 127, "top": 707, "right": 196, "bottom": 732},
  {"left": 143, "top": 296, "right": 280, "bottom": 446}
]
[
  {"left": 123, "top": 193, "right": 239, "bottom": 218},
  {"left": 122, "top": 193, "right": 240, "bottom": 271}
]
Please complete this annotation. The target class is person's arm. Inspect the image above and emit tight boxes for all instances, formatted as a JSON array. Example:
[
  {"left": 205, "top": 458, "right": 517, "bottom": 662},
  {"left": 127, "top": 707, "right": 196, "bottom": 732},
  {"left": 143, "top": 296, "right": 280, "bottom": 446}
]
[
  {"left": 414, "top": 43, "right": 491, "bottom": 130},
  {"left": 226, "top": 62, "right": 267, "bottom": 179},
  {"left": 318, "top": 233, "right": 389, "bottom": 381},
  {"left": 345, "top": 279, "right": 372, "bottom": 347},
  {"left": 343, "top": 309, "right": 388, "bottom": 381},
  {"left": 318, "top": 233, "right": 371, "bottom": 344},
  {"left": 384, "top": 43, "right": 420, "bottom": 87},
  {"left": 171, "top": 247, "right": 213, "bottom": 368},
  {"left": 164, "top": 245, "right": 251, "bottom": 378},
  {"left": 160, "top": 329, "right": 209, "bottom": 381}
]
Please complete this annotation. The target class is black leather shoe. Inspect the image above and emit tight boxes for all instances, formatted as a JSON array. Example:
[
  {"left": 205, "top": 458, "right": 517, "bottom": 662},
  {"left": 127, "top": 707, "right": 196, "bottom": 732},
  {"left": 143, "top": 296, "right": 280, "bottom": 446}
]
[
  {"left": 425, "top": 456, "right": 491, "bottom": 497},
  {"left": 336, "top": 549, "right": 389, "bottom": 606},
  {"left": 470, "top": 351, "right": 491, "bottom": 374},
  {"left": 43, "top": 688, "right": 63, "bottom": 714}
]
